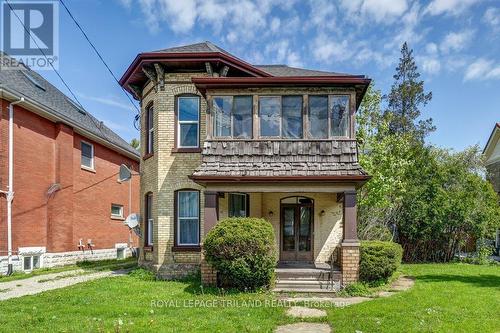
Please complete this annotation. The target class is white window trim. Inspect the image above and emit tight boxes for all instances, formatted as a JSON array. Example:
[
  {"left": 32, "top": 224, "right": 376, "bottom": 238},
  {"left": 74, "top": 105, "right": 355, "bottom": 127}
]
[
  {"left": 177, "top": 190, "right": 200, "bottom": 246},
  {"left": 80, "top": 141, "right": 95, "bottom": 170},
  {"left": 111, "top": 204, "right": 124, "bottom": 219},
  {"left": 147, "top": 218, "right": 154, "bottom": 246},
  {"left": 177, "top": 96, "right": 200, "bottom": 148},
  {"left": 23, "top": 255, "right": 42, "bottom": 271},
  {"left": 229, "top": 193, "right": 248, "bottom": 217}
]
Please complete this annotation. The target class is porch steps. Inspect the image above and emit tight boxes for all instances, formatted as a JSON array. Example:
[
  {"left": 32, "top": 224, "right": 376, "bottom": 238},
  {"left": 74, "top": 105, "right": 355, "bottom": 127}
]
[{"left": 274, "top": 264, "right": 341, "bottom": 293}]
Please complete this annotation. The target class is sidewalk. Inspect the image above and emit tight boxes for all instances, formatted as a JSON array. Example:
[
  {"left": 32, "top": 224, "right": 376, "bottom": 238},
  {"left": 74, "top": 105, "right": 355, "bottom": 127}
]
[{"left": 0, "top": 268, "right": 130, "bottom": 301}]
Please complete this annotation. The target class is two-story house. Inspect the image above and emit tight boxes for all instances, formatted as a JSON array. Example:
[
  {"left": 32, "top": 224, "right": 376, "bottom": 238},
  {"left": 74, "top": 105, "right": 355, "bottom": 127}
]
[
  {"left": 484, "top": 123, "right": 500, "bottom": 254},
  {"left": 119, "top": 41, "right": 371, "bottom": 287}
]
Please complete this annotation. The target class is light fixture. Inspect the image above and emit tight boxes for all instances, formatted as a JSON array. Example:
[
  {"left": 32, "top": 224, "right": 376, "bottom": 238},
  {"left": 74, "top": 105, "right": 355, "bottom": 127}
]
[
  {"left": 320, "top": 210, "right": 326, "bottom": 216},
  {"left": 268, "top": 210, "right": 274, "bottom": 217}
]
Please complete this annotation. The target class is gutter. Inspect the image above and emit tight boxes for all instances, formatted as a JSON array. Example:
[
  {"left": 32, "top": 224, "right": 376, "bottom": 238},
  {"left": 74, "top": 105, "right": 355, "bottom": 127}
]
[
  {"left": 0, "top": 90, "right": 24, "bottom": 275},
  {"left": 0, "top": 87, "right": 140, "bottom": 161}
]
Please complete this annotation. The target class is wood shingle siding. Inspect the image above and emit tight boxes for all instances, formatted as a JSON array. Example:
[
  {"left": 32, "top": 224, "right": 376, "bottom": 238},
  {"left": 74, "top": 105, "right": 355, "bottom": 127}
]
[{"left": 193, "top": 139, "right": 366, "bottom": 177}]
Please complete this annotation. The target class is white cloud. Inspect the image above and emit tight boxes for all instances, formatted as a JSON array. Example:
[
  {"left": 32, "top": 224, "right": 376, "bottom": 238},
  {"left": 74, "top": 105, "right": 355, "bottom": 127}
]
[
  {"left": 340, "top": 0, "right": 408, "bottom": 23},
  {"left": 440, "top": 30, "right": 474, "bottom": 53},
  {"left": 421, "top": 57, "right": 441, "bottom": 75},
  {"left": 78, "top": 92, "right": 136, "bottom": 112},
  {"left": 425, "top": 0, "right": 479, "bottom": 16},
  {"left": 312, "top": 34, "right": 353, "bottom": 63},
  {"left": 464, "top": 58, "right": 500, "bottom": 81},
  {"left": 426, "top": 42, "right": 438, "bottom": 55},
  {"left": 483, "top": 7, "right": 500, "bottom": 30},
  {"left": 265, "top": 39, "right": 303, "bottom": 67},
  {"left": 270, "top": 17, "right": 281, "bottom": 33}
]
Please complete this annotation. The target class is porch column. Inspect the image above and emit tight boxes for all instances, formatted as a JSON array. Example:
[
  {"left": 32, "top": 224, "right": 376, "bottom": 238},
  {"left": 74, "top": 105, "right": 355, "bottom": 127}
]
[
  {"left": 341, "top": 190, "right": 360, "bottom": 285},
  {"left": 201, "top": 191, "right": 218, "bottom": 286}
]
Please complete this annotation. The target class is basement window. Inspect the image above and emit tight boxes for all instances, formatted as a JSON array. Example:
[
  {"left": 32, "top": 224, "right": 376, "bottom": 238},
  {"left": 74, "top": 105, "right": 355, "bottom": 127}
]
[{"left": 23, "top": 255, "right": 41, "bottom": 271}]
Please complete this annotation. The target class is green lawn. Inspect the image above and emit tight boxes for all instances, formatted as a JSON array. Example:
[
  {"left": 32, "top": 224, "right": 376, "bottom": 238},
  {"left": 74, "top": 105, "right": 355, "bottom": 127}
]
[{"left": 0, "top": 263, "right": 498, "bottom": 332}]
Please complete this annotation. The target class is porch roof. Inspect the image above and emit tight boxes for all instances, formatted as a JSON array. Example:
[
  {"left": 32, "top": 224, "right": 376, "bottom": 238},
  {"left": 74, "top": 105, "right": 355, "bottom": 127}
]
[{"left": 191, "top": 139, "right": 369, "bottom": 183}]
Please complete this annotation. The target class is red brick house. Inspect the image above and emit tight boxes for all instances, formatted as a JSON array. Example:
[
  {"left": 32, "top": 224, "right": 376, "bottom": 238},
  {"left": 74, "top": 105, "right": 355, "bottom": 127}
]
[{"left": 0, "top": 57, "right": 140, "bottom": 274}]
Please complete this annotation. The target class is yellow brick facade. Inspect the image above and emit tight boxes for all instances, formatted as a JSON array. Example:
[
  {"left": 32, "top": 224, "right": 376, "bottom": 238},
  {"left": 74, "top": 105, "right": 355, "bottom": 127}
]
[{"left": 138, "top": 72, "right": 356, "bottom": 282}]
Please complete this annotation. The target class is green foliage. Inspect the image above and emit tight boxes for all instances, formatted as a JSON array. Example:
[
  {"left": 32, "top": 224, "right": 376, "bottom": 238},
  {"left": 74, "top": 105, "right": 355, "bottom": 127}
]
[
  {"left": 341, "top": 282, "right": 371, "bottom": 296},
  {"left": 359, "top": 241, "right": 403, "bottom": 282},
  {"left": 203, "top": 217, "right": 278, "bottom": 290},
  {"left": 384, "top": 42, "right": 434, "bottom": 140},
  {"left": 356, "top": 44, "right": 500, "bottom": 263},
  {"left": 129, "top": 138, "right": 140, "bottom": 149},
  {"left": 128, "top": 268, "right": 156, "bottom": 281}
]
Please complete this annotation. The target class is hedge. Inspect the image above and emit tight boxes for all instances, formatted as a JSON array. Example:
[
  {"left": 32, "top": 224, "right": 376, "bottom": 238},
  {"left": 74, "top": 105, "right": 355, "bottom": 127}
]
[
  {"left": 203, "top": 217, "right": 278, "bottom": 290},
  {"left": 359, "top": 241, "right": 403, "bottom": 282}
]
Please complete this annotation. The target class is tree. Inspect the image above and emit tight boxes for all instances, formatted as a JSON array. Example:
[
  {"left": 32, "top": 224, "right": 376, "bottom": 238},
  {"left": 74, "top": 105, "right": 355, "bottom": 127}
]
[
  {"left": 384, "top": 42, "right": 434, "bottom": 140},
  {"left": 129, "top": 138, "right": 140, "bottom": 150}
]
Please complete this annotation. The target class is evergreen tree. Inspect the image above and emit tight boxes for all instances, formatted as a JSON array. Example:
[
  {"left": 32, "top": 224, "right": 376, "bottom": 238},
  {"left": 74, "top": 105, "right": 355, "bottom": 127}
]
[
  {"left": 129, "top": 138, "right": 140, "bottom": 150},
  {"left": 384, "top": 42, "right": 434, "bottom": 140}
]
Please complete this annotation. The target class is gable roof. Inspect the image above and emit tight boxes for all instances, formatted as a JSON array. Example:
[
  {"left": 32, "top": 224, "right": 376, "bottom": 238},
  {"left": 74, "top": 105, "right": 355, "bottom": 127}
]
[
  {"left": 483, "top": 123, "right": 500, "bottom": 161},
  {"left": 0, "top": 55, "right": 139, "bottom": 159},
  {"left": 152, "top": 41, "right": 233, "bottom": 56}
]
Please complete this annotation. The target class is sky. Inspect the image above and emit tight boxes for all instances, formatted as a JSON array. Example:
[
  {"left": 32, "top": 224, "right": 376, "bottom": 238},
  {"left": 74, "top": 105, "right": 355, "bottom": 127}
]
[{"left": 19, "top": 0, "right": 500, "bottom": 151}]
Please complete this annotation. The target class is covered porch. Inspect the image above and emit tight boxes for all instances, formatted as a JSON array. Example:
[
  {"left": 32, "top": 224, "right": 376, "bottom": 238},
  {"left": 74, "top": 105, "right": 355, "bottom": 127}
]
[{"left": 200, "top": 183, "right": 361, "bottom": 287}]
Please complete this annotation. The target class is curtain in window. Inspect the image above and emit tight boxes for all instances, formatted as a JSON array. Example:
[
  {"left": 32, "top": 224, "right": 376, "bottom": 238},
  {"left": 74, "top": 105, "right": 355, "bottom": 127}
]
[
  {"left": 178, "top": 191, "right": 199, "bottom": 245},
  {"left": 213, "top": 96, "right": 232, "bottom": 137},
  {"left": 331, "top": 96, "right": 349, "bottom": 137},
  {"left": 233, "top": 96, "right": 253, "bottom": 138},
  {"left": 308, "top": 96, "right": 328, "bottom": 138},
  {"left": 229, "top": 193, "right": 247, "bottom": 217},
  {"left": 282, "top": 96, "right": 303, "bottom": 138},
  {"left": 81, "top": 142, "right": 93, "bottom": 168},
  {"left": 259, "top": 97, "right": 280, "bottom": 137},
  {"left": 178, "top": 97, "right": 199, "bottom": 147},
  {"left": 147, "top": 106, "right": 154, "bottom": 154}
]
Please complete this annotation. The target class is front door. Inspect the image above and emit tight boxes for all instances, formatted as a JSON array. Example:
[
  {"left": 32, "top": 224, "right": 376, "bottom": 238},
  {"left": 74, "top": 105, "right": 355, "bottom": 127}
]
[{"left": 280, "top": 203, "right": 313, "bottom": 262}]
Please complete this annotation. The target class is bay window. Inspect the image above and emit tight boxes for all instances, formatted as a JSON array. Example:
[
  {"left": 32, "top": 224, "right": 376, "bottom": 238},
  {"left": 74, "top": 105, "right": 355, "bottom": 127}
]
[
  {"left": 213, "top": 96, "right": 252, "bottom": 138},
  {"left": 177, "top": 96, "right": 200, "bottom": 148},
  {"left": 176, "top": 190, "right": 200, "bottom": 246}
]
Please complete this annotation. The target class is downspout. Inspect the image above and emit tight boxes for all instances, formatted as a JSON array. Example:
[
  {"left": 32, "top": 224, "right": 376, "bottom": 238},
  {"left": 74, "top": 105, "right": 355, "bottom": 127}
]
[{"left": 3, "top": 95, "right": 24, "bottom": 275}]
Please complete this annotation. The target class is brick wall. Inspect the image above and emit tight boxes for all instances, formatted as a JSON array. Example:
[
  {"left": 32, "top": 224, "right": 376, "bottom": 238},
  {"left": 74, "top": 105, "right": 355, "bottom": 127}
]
[{"left": 0, "top": 99, "right": 139, "bottom": 270}]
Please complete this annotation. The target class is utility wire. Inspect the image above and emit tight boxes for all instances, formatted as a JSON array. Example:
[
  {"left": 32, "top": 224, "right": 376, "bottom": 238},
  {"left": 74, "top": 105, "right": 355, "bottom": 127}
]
[
  {"left": 58, "top": 0, "right": 140, "bottom": 116},
  {"left": 4, "top": 0, "right": 108, "bottom": 138}
]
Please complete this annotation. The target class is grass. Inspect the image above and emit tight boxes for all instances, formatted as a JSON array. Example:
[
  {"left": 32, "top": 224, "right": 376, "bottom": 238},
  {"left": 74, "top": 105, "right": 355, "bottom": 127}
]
[
  {"left": 0, "top": 257, "right": 137, "bottom": 283},
  {"left": 0, "top": 263, "right": 498, "bottom": 332}
]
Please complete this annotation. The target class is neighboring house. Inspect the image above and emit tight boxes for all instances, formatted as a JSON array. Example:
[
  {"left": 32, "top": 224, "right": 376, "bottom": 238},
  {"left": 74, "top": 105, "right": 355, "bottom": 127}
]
[
  {"left": 483, "top": 122, "right": 500, "bottom": 254},
  {"left": 0, "top": 56, "right": 140, "bottom": 274},
  {"left": 119, "top": 41, "right": 371, "bottom": 286}
]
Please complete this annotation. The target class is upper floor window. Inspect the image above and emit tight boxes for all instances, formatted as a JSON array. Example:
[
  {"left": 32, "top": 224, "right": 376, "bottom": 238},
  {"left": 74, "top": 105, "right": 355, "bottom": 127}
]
[
  {"left": 213, "top": 96, "right": 253, "bottom": 138},
  {"left": 146, "top": 104, "right": 154, "bottom": 155},
  {"left": 177, "top": 96, "right": 200, "bottom": 148},
  {"left": 176, "top": 190, "right": 200, "bottom": 246},
  {"left": 259, "top": 96, "right": 303, "bottom": 138},
  {"left": 309, "top": 95, "right": 350, "bottom": 138},
  {"left": 81, "top": 141, "right": 94, "bottom": 169}
]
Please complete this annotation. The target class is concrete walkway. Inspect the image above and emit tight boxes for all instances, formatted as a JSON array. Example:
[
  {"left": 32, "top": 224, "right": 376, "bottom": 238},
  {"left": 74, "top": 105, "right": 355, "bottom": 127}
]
[{"left": 0, "top": 268, "right": 130, "bottom": 301}]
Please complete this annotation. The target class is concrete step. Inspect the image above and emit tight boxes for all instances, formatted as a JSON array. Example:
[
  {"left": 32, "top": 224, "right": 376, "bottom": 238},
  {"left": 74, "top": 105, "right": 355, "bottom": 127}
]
[
  {"left": 275, "top": 278, "right": 339, "bottom": 292},
  {"left": 275, "top": 268, "right": 341, "bottom": 280}
]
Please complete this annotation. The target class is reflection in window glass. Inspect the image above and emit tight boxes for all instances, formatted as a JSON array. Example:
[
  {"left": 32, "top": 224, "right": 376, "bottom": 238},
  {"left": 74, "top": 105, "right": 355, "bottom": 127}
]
[
  {"left": 177, "top": 191, "right": 199, "bottom": 245},
  {"left": 259, "top": 97, "right": 281, "bottom": 137},
  {"left": 213, "top": 96, "right": 232, "bottom": 137},
  {"left": 229, "top": 193, "right": 248, "bottom": 217},
  {"left": 308, "top": 96, "right": 328, "bottom": 138},
  {"left": 331, "top": 96, "right": 350, "bottom": 137},
  {"left": 282, "top": 96, "right": 303, "bottom": 138},
  {"left": 233, "top": 96, "right": 253, "bottom": 138},
  {"left": 178, "top": 96, "right": 199, "bottom": 147}
]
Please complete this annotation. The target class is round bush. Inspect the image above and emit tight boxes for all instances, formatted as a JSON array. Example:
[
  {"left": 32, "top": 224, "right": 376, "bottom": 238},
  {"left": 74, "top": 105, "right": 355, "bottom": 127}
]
[
  {"left": 203, "top": 217, "right": 278, "bottom": 290},
  {"left": 359, "top": 241, "right": 403, "bottom": 283}
]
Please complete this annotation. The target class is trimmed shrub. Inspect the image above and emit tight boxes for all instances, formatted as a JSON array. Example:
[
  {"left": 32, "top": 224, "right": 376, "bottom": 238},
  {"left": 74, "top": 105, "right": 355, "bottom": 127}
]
[
  {"left": 203, "top": 217, "right": 278, "bottom": 290},
  {"left": 360, "top": 241, "right": 403, "bottom": 283}
]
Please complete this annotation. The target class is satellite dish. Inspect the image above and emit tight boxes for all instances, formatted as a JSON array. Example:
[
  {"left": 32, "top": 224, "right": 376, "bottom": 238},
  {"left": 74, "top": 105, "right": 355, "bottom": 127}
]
[
  {"left": 118, "top": 164, "right": 132, "bottom": 182},
  {"left": 124, "top": 213, "right": 139, "bottom": 228}
]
